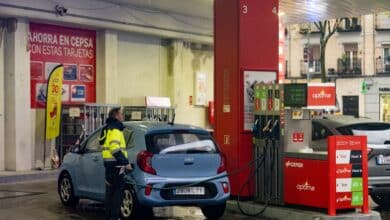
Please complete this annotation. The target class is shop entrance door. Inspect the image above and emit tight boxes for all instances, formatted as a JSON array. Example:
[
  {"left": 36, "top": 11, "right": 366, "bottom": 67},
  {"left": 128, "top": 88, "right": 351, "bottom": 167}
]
[
  {"left": 342, "top": 96, "right": 359, "bottom": 117},
  {"left": 380, "top": 95, "right": 390, "bottom": 122}
]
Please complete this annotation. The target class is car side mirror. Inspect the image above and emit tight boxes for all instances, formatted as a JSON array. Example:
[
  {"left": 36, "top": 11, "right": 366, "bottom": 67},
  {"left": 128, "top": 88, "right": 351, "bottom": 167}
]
[{"left": 71, "top": 144, "right": 82, "bottom": 154}]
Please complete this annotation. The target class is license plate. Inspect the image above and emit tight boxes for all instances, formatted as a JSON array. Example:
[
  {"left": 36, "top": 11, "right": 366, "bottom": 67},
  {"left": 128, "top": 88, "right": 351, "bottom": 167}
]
[
  {"left": 174, "top": 187, "right": 205, "bottom": 195},
  {"left": 377, "top": 155, "right": 390, "bottom": 165}
]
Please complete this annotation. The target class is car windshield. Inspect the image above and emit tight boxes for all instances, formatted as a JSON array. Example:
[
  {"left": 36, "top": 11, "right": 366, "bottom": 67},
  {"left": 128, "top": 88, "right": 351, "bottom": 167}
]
[
  {"left": 337, "top": 123, "right": 390, "bottom": 144},
  {"left": 147, "top": 132, "right": 218, "bottom": 154}
]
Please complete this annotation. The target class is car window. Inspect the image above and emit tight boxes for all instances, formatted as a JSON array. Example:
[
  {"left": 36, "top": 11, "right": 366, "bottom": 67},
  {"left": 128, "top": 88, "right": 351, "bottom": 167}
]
[
  {"left": 312, "top": 122, "right": 332, "bottom": 141},
  {"left": 347, "top": 123, "right": 390, "bottom": 144},
  {"left": 85, "top": 131, "right": 102, "bottom": 152},
  {"left": 147, "top": 132, "right": 217, "bottom": 154},
  {"left": 123, "top": 128, "right": 135, "bottom": 149}
]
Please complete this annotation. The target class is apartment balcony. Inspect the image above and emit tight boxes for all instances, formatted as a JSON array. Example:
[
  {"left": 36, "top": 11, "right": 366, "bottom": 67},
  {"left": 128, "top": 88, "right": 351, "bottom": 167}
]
[
  {"left": 337, "top": 17, "right": 362, "bottom": 32},
  {"left": 336, "top": 58, "right": 362, "bottom": 76},
  {"left": 299, "top": 23, "right": 320, "bottom": 34},
  {"left": 376, "top": 12, "right": 390, "bottom": 31},
  {"left": 376, "top": 62, "right": 390, "bottom": 75},
  {"left": 300, "top": 60, "right": 321, "bottom": 78}
]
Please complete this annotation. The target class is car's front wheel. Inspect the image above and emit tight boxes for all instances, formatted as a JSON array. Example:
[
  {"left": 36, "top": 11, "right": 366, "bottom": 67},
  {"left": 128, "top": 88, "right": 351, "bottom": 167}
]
[
  {"left": 371, "top": 192, "right": 390, "bottom": 209},
  {"left": 121, "top": 186, "right": 153, "bottom": 220},
  {"left": 58, "top": 172, "right": 79, "bottom": 207},
  {"left": 201, "top": 203, "right": 226, "bottom": 219}
]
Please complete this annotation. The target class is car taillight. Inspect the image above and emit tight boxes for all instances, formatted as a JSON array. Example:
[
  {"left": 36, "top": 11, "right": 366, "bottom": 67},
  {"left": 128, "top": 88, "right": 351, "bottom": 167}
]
[
  {"left": 217, "top": 153, "right": 227, "bottom": 174},
  {"left": 145, "top": 184, "right": 153, "bottom": 196},
  {"left": 137, "top": 151, "right": 156, "bottom": 175},
  {"left": 221, "top": 182, "right": 229, "bottom": 193}
]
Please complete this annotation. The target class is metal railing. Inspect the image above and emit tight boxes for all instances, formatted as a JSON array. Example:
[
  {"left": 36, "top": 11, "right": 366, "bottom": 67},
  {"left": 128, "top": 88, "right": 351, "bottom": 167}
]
[
  {"left": 337, "top": 17, "right": 362, "bottom": 32},
  {"left": 299, "top": 23, "right": 320, "bottom": 34},
  {"left": 337, "top": 58, "right": 362, "bottom": 75},
  {"left": 376, "top": 61, "right": 390, "bottom": 74}
]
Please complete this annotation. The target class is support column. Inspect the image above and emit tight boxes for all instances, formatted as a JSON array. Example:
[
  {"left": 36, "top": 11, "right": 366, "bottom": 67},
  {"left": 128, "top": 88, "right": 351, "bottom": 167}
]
[
  {"left": 4, "top": 18, "right": 32, "bottom": 171},
  {"left": 215, "top": 0, "right": 278, "bottom": 196},
  {"left": 96, "top": 30, "right": 118, "bottom": 104},
  {"left": 0, "top": 22, "right": 5, "bottom": 171},
  {"left": 363, "top": 14, "right": 375, "bottom": 75}
]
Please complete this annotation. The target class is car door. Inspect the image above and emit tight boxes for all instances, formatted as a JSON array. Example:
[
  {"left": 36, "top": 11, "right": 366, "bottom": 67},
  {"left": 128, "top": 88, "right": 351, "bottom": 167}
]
[
  {"left": 78, "top": 130, "right": 105, "bottom": 200},
  {"left": 311, "top": 121, "right": 333, "bottom": 151}
]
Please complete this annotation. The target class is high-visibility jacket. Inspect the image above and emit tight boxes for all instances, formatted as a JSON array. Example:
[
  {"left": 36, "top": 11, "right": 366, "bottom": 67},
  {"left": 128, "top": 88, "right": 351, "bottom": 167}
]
[{"left": 100, "top": 127, "right": 128, "bottom": 163}]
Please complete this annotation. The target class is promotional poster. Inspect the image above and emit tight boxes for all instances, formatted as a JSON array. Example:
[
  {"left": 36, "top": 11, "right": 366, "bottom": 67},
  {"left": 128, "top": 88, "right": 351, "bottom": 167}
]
[{"left": 29, "top": 23, "right": 96, "bottom": 108}]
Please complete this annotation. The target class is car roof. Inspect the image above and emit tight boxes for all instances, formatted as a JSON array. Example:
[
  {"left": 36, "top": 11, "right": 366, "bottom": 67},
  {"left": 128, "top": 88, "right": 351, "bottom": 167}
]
[
  {"left": 313, "top": 115, "right": 380, "bottom": 128},
  {"left": 123, "top": 121, "right": 209, "bottom": 135}
]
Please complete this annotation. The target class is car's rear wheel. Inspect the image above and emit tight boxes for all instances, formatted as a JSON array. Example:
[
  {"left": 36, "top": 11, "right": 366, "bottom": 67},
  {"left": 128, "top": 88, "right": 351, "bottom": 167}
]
[
  {"left": 371, "top": 192, "right": 390, "bottom": 209},
  {"left": 201, "top": 203, "right": 226, "bottom": 219},
  {"left": 121, "top": 186, "right": 153, "bottom": 220},
  {"left": 58, "top": 172, "right": 79, "bottom": 207}
]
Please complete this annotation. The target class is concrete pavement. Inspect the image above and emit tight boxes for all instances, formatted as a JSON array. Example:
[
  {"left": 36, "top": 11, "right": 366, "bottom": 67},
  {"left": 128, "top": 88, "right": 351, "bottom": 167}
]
[
  {"left": 0, "top": 170, "right": 384, "bottom": 220},
  {"left": 226, "top": 200, "right": 382, "bottom": 220}
]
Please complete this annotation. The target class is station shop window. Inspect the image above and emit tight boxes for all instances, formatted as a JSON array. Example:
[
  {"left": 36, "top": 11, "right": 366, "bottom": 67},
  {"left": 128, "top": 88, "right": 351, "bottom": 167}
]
[{"left": 380, "top": 95, "right": 390, "bottom": 122}]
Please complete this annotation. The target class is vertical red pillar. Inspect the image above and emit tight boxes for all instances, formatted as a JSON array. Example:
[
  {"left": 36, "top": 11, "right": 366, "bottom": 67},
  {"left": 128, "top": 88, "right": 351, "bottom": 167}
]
[{"left": 214, "top": 0, "right": 279, "bottom": 196}]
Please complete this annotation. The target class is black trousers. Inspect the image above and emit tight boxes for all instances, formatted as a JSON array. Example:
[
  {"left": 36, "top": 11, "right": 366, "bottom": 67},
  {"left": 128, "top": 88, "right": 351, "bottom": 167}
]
[{"left": 105, "top": 167, "right": 124, "bottom": 220}]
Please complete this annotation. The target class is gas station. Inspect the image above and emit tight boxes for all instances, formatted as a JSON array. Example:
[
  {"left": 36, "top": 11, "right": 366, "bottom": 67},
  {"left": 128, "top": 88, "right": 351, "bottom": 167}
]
[
  {"left": 0, "top": 0, "right": 390, "bottom": 219},
  {"left": 213, "top": 0, "right": 389, "bottom": 218}
]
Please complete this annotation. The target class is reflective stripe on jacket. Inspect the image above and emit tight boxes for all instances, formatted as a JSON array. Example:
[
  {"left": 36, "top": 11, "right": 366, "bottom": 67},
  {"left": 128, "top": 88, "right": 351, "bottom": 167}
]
[{"left": 101, "top": 128, "right": 128, "bottom": 162}]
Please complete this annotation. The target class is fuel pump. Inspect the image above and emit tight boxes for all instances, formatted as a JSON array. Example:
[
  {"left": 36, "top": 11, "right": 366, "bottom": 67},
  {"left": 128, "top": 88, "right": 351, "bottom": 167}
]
[{"left": 253, "top": 83, "right": 282, "bottom": 205}]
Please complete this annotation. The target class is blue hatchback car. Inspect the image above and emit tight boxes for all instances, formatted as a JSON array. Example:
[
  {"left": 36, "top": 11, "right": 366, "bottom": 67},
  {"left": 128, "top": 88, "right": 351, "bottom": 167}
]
[{"left": 58, "top": 121, "right": 230, "bottom": 219}]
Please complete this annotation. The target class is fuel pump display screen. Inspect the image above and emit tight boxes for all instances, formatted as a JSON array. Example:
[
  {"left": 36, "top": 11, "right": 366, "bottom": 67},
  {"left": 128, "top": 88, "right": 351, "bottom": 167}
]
[{"left": 284, "top": 84, "right": 307, "bottom": 107}]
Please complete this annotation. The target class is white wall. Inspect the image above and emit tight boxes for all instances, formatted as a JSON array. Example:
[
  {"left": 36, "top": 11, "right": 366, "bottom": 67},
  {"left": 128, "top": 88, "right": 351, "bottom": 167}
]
[
  {"left": 113, "top": 35, "right": 214, "bottom": 128},
  {"left": 116, "top": 33, "right": 167, "bottom": 105},
  {"left": 171, "top": 42, "right": 214, "bottom": 128}
]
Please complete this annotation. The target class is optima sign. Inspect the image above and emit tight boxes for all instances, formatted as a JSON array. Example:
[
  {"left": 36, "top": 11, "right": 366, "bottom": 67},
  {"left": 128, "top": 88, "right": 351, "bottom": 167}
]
[{"left": 307, "top": 83, "right": 336, "bottom": 109}]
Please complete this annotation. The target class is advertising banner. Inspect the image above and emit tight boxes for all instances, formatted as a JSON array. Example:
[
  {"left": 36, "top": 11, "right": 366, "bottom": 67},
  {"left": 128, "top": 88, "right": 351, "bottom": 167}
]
[
  {"left": 45, "top": 65, "right": 63, "bottom": 139},
  {"left": 307, "top": 83, "right": 336, "bottom": 109},
  {"left": 29, "top": 23, "right": 96, "bottom": 108}
]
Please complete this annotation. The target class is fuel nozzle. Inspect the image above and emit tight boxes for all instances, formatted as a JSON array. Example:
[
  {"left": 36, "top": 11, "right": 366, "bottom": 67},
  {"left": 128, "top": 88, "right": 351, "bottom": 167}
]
[
  {"left": 270, "top": 120, "right": 279, "bottom": 140},
  {"left": 263, "top": 119, "right": 273, "bottom": 140}
]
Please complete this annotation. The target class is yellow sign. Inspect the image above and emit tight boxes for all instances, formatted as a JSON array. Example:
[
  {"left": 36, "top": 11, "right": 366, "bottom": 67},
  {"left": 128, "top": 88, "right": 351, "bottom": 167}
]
[{"left": 45, "top": 65, "right": 63, "bottom": 139}]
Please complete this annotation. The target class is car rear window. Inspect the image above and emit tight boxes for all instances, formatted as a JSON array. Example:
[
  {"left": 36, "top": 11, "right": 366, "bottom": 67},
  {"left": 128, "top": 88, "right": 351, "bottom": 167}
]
[
  {"left": 337, "top": 123, "right": 390, "bottom": 144},
  {"left": 146, "top": 132, "right": 218, "bottom": 154}
]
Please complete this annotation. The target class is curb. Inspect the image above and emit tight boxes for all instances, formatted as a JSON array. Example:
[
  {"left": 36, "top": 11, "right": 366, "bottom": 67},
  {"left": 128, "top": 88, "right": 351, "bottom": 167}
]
[
  {"left": 0, "top": 170, "right": 58, "bottom": 184},
  {"left": 226, "top": 200, "right": 381, "bottom": 220}
]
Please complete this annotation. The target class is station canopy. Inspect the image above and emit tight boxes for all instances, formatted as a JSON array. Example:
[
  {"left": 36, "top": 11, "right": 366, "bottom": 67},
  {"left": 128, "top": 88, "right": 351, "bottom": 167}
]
[{"left": 112, "top": 0, "right": 390, "bottom": 24}]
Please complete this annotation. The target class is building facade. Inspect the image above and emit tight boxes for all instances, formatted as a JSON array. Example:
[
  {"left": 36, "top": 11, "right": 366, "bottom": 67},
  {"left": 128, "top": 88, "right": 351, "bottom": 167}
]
[{"left": 285, "top": 12, "right": 390, "bottom": 120}]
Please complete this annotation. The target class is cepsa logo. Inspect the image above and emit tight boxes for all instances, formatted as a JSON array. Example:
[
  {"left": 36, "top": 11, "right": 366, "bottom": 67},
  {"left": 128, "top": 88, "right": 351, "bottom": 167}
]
[
  {"left": 312, "top": 90, "right": 331, "bottom": 99},
  {"left": 285, "top": 161, "right": 303, "bottom": 168},
  {"left": 296, "top": 181, "right": 316, "bottom": 192},
  {"left": 336, "top": 195, "right": 352, "bottom": 203}
]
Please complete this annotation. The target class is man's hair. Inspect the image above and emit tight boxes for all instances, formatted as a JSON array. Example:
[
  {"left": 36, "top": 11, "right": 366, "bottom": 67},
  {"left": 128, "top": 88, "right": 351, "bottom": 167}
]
[{"left": 108, "top": 107, "right": 121, "bottom": 119}]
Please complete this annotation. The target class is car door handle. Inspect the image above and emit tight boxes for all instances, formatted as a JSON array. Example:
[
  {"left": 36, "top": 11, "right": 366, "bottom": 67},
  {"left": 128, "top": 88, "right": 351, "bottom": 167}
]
[
  {"left": 184, "top": 161, "right": 194, "bottom": 165},
  {"left": 92, "top": 156, "right": 99, "bottom": 162}
]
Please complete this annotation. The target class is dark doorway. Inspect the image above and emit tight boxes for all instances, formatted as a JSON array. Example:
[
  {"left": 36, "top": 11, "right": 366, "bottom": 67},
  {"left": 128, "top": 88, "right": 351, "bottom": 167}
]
[{"left": 342, "top": 96, "right": 359, "bottom": 117}]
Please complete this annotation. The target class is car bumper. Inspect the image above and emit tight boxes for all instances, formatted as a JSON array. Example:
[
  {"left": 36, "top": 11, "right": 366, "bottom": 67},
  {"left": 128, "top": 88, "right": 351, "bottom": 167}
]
[
  {"left": 133, "top": 174, "right": 230, "bottom": 207},
  {"left": 369, "top": 176, "right": 390, "bottom": 192}
]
